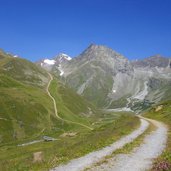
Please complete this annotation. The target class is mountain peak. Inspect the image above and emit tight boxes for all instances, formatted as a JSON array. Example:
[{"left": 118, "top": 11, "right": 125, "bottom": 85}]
[
  {"left": 87, "top": 44, "right": 113, "bottom": 51},
  {"left": 132, "top": 55, "right": 170, "bottom": 68},
  {"left": 148, "top": 54, "right": 164, "bottom": 59},
  {"left": 54, "top": 53, "right": 72, "bottom": 61},
  {"left": 79, "top": 44, "right": 126, "bottom": 60},
  {"left": 87, "top": 43, "right": 106, "bottom": 49}
]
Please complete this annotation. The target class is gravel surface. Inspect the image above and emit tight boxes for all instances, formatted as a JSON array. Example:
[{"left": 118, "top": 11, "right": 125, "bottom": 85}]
[
  {"left": 87, "top": 117, "right": 168, "bottom": 171},
  {"left": 17, "top": 140, "right": 43, "bottom": 147},
  {"left": 50, "top": 118, "right": 149, "bottom": 171}
]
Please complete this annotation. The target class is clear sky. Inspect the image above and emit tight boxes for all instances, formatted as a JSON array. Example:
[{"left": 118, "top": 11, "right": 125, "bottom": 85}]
[{"left": 0, "top": 0, "right": 171, "bottom": 61}]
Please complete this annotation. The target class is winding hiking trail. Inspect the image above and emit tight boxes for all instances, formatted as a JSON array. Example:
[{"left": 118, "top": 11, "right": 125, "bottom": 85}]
[
  {"left": 0, "top": 117, "right": 8, "bottom": 121},
  {"left": 50, "top": 117, "right": 168, "bottom": 171},
  {"left": 50, "top": 118, "right": 149, "bottom": 171},
  {"left": 47, "top": 73, "right": 93, "bottom": 130},
  {"left": 86, "top": 117, "right": 168, "bottom": 171}
]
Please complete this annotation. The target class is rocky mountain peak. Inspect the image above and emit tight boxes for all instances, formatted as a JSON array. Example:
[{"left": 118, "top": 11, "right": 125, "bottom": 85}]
[
  {"left": 37, "top": 53, "right": 72, "bottom": 68},
  {"left": 132, "top": 55, "right": 170, "bottom": 68},
  {"left": 147, "top": 54, "right": 166, "bottom": 61},
  {"left": 36, "top": 44, "right": 171, "bottom": 110},
  {"left": 79, "top": 44, "right": 126, "bottom": 61},
  {"left": 86, "top": 44, "right": 111, "bottom": 51},
  {"left": 54, "top": 53, "right": 72, "bottom": 62}
]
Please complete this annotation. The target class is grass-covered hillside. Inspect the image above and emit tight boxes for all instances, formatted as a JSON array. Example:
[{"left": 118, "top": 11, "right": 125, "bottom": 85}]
[
  {"left": 0, "top": 50, "right": 140, "bottom": 171},
  {"left": 0, "top": 52, "right": 54, "bottom": 143},
  {"left": 0, "top": 50, "right": 49, "bottom": 88},
  {"left": 144, "top": 100, "right": 171, "bottom": 169},
  {"left": 0, "top": 51, "right": 96, "bottom": 144},
  {"left": 0, "top": 112, "right": 139, "bottom": 171}
]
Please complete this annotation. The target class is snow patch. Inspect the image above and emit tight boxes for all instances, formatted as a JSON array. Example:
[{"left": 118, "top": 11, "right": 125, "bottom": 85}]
[
  {"left": 60, "top": 70, "right": 64, "bottom": 76},
  {"left": 13, "top": 55, "right": 18, "bottom": 58},
  {"left": 58, "top": 53, "right": 72, "bottom": 62},
  {"left": 58, "top": 64, "right": 64, "bottom": 76},
  {"left": 44, "top": 59, "right": 56, "bottom": 65},
  {"left": 112, "top": 90, "right": 116, "bottom": 93},
  {"left": 60, "top": 53, "right": 72, "bottom": 60}
]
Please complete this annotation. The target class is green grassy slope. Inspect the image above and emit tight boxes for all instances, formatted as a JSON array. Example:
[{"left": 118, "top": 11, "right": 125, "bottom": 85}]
[
  {"left": 0, "top": 54, "right": 49, "bottom": 88},
  {"left": 49, "top": 77, "right": 95, "bottom": 128},
  {"left": 64, "top": 62, "right": 114, "bottom": 107},
  {"left": 0, "top": 52, "right": 55, "bottom": 143},
  {"left": 0, "top": 52, "right": 96, "bottom": 144},
  {"left": 0, "top": 50, "right": 140, "bottom": 171},
  {"left": 0, "top": 75, "right": 55, "bottom": 143},
  {"left": 144, "top": 100, "right": 171, "bottom": 170},
  {"left": 0, "top": 113, "right": 139, "bottom": 171}
]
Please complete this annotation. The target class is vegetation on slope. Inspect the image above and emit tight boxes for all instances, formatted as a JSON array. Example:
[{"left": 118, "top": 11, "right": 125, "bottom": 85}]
[
  {"left": 64, "top": 61, "right": 114, "bottom": 107},
  {"left": 0, "top": 52, "right": 49, "bottom": 88},
  {"left": 0, "top": 51, "right": 140, "bottom": 171},
  {"left": 0, "top": 74, "right": 55, "bottom": 144},
  {"left": 49, "top": 76, "right": 95, "bottom": 124},
  {"left": 144, "top": 100, "right": 171, "bottom": 170},
  {"left": 0, "top": 52, "right": 96, "bottom": 144},
  {"left": 0, "top": 112, "right": 139, "bottom": 171}
]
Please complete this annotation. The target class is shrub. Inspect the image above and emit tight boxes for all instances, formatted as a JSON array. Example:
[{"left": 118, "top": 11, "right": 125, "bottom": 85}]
[{"left": 152, "top": 160, "right": 171, "bottom": 171}]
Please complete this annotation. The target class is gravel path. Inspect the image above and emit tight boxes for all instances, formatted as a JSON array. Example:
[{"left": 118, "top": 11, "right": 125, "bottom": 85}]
[
  {"left": 17, "top": 140, "right": 43, "bottom": 146},
  {"left": 50, "top": 118, "right": 149, "bottom": 171},
  {"left": 87, "top": 117, "right": 168, "bottom": 171},
  {"left": 0, "top": 117, "right": 8, "bottom": 121},
  {"left": 47, "top": 73, "right": 93, "bottom": 130}
]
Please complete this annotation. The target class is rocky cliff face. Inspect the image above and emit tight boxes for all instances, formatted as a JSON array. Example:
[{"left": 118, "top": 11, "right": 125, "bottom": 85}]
[
  {"left": 131, "top": 55, "right": 171, "bottom": 68},
  {"left": 60, "top": 44, "right": 134, "bottom": 107},
  {"left": 39, "top": 44, "right": 171, "bottom": 111}
]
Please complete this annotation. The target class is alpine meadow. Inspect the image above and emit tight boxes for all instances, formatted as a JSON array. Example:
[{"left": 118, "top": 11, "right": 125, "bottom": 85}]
[{"left": 0, "top": 0, "right": 171, "bottom": 171}]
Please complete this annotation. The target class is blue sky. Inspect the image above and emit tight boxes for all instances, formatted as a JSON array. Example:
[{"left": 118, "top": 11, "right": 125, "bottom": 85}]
[{"left": 0, "top": 0, "right": 171, "bottom": 61}]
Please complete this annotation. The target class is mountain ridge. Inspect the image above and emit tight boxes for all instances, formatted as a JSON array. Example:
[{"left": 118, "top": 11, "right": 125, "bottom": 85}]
[
  {"left": 37, "top": 44, "right": 171, "bottom": 111},
  {"left": 131, "top": 54, "right": 171, "bottom": 68},
  {"left": 0, "top": 50, "right": 97, "bottom": 144},
  {"left": 1, "top": 44, "right": 171, "bottom": 112}
]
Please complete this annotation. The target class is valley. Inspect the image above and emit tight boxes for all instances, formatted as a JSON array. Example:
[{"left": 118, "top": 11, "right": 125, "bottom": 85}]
[
  {"left": 0, "top": 45, "right": 171, "bottom": 171},
  {"left": 47, "top": 72, "right": 93, "bottom": 130},
  {"left": 0, "top": 50, "right": 139, "bottom": 170},
  {"left": 1, "top": 0, "right": 171, "bottom": 170}
]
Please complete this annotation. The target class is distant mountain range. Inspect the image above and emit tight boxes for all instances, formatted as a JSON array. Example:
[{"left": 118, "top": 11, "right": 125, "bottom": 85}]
[
  {"left": 0, "top": 44, "right": 171, "bottom": 144},
  {"left": 38, "top": 44, "right": 171, "bottom": 112},
  {"left": 0, "top": 44, "right": 171, "bottom": 170}
]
